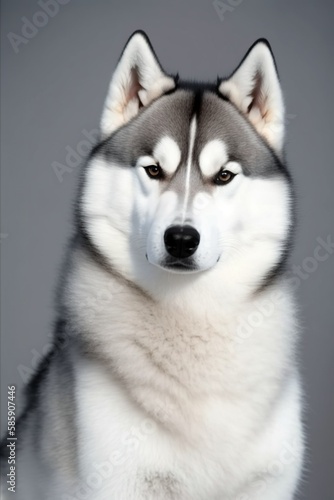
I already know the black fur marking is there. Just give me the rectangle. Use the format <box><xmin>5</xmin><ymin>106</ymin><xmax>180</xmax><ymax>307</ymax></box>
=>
<box><xmin>191</xmin><ymin>87</ymin><xmax>204</xmax><ymax>119</ymax></box>
<box><xmin>256</xmin><ymin>174</ymin><xmax>297</xmax><ymax>293</ymax></box>
<box><xmin>141</xmin><ymin>471</ymin><xmax>181</xmax><ymax>497</ymax></box>
<box><xmin>177</xmin><ymin>79</ymin><xmax>217</xmax><ymax>94</ymax></box>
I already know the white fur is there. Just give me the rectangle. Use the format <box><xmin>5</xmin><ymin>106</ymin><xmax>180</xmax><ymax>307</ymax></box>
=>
<box><xmin>82</xmin><ymin>151</ymin><xmax>291</xmax><ymax>280</ymax></box>
<box><xmin>73</xmin><ymin>142</ymin><xmax>304</xmax><ymax>499</ymax></box>
<box><xmin>181</xmin><ymin>117</ymin><xmax>197</xmax><ymax>224</ymax></box>
<box><xmin>61</xmin><ymin>243</ymin><xmax>304</xmax><ymax>500</ymax></box>
<box><xmin>152</xmin><ymin>136</ymin><xmax>181</xmax><ymax>175</ymax></box>
<box><xmin>199</xmin><ymin>139</ymin><xmax>228</xmax><ymax>177</ymax></box>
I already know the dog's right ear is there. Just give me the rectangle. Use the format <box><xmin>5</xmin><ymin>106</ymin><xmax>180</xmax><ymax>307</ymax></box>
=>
<box><xmin>100</xmin><ymin>31</ymin><xmax>175</xmax><ymax>138</ymax></box>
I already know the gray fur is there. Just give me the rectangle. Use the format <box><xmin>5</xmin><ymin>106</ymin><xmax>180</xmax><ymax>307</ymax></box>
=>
<box><xmin>101</xmin><ymin>88</ymin><xmax>287</xmax><ymax>179</ymax></box>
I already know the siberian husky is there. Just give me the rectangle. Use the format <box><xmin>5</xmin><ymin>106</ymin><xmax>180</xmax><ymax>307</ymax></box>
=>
<box><xmin>1</xmin><ymin>31</ymin><xmax>304</xmax><ymax>499</ymax></box>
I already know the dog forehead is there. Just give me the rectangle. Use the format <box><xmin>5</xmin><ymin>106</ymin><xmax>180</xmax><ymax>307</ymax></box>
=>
<box><xmin>105</xmin><ymin>90</ymin><xmax>193</xmax><ymax>165</ymax></box>
<box><xmin>105</xmin><ymin>89</ymin><xmax>229</xmax><ymax>168</ymax></box>
<box><xmin>104</xmin><ymin>88</ymin><xmax>283</xmax><ymax>179</ymax></box>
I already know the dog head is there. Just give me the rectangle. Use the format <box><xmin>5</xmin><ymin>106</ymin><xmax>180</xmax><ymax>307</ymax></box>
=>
<box><xmin>79</xmin><ymin>31</ymin><xmax>293</xmax><ymax>295</ymax></box>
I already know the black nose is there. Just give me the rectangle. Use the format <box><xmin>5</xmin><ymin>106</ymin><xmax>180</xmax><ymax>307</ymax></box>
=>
<box><xmin>164</xmin><ymin>225</ymin><xmax>200</xmax><ymax>259</ymax></box>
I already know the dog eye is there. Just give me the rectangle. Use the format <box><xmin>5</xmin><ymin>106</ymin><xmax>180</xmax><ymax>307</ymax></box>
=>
<box><xmin>144</xmin><ymin>165</ymin><xmax>164</xmax><ymax>180</ymax></box>
<box><xmin>214</xmin><ymin>169</ymin><xmax>235</xmax><ymax>186</ymax></box>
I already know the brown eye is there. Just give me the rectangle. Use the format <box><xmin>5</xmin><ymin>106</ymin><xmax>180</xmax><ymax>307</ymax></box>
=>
<box><xmin>144</xmin><ymin>165</ymin><xmax>164</xmax><ymax>180</ymax></box>
<box><xmin>214</xmin><ymin>169</ymin><xmax>235</xmax><ymax>186</ymax></box>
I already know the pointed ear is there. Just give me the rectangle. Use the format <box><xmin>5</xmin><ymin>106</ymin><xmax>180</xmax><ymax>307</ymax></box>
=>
<box><xmin>219</xmin><ymin>40</ymin><xmax>285</xmax><ymax>153</ymax></box>
<box><xmin>100</xmin><ymin>31</ymin><xmax>175</xmax><ymax>138</ymax></box>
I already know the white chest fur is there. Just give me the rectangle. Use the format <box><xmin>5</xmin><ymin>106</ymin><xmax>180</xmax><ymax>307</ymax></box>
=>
<box><xmin>63</xmin><ymin>248</ymin><xmax>303</xmax><ymax>499</ymax></box>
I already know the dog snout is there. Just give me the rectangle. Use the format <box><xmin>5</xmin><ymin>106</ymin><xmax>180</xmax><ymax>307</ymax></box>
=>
<box><xmin>164</xmin><ymin>225</ymin><xmax>200</xmax><ymax>259</ymax></box>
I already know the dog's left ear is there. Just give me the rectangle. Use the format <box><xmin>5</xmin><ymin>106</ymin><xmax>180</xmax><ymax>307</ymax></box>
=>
<box><xmin>100</xmin><ymin>31</ymin><xmax>175</xmax><ymax>138</ymax></box>
<box><xmin>219</xmin><ymin>40</ymin><xmax>285</xmax><ymax>153</ymax></box>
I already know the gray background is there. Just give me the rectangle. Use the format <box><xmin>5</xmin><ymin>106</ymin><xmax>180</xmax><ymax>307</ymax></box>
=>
<box><xmin>1</xmin><ymin>0</ymin><xmax>333</xmax><ymax>498</ymax></box>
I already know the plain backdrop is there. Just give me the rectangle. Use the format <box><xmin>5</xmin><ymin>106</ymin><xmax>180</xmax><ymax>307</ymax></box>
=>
<box><xmin>1</xmin><ymin>1</ymin><xmax>333</xmax><ymax>498</ymax></box>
